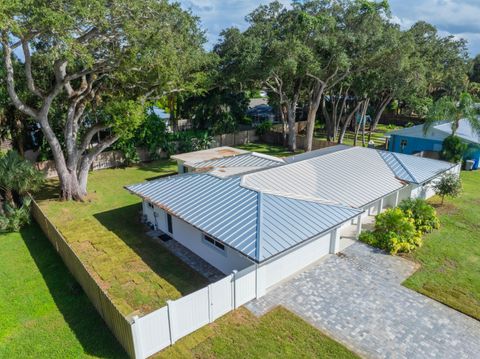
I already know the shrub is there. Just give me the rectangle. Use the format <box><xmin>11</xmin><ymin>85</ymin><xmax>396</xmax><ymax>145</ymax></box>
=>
<box><xmin>441</xmin><ymin>135</ymin><xmax>467</xmax><ymax>163</ymax></box>
<box><xmin>255</xmin><ymin>121</ymin><xmax>273</xmax><ymax>136</ymax></box>
<box><xmin>0</xmin><ymin>198</ymin><xmax>32</xmax><ymax>233</ymax></box>
<box><xmin>359</xmin><ymin>208</ymin><xmax>422</xmax><ymax>255</ymax></box>
<box><xmin>433</xmin><ymin>172</ymin><xmax>462</xmax><ymax>204</ymax></box>
<box><xmin>0</xmin><ymin>151</ymin><xmax>43</xmax><ymax>232</ymax></box>
<box><xmin>398</xmin><ymin>198</ymin><xmax>440</xmax><ymax>233</ymax></box>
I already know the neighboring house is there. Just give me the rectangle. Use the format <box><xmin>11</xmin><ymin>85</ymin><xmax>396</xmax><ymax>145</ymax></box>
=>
<box><xmin>126</xmin><ymin>145</ymin><xmax>457</xmax><ymax>294</ymax></box>
<box><xmin>387</xmin><ymin>120</ymin><xmax>480</xmax><ymax>164</ymax></box>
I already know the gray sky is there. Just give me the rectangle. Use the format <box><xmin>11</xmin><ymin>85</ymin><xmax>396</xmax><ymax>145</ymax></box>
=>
<box><xmin>179</xmin><ymin>0</ymin><xmax>480</xmax><ymax>57</ymax></box>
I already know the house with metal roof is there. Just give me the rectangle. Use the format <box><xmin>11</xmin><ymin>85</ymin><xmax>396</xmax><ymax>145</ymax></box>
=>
<box><xmin>387</xmin><ymin>120</ymin><xmax>480</xmax><ymax>168</ymax></box>
<box><xmin>126</xmin><ymin>145</ymin><xmax>458</xmax><ymax>294</ymax></box>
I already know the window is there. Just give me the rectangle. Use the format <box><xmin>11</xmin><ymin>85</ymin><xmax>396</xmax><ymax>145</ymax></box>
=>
<box><xmin>203</xmin><ymin>234</ymin><xmax>225</xmax><ymax>251</ymax></box>
<box><xmin>147</xmin><ymin>202</ymin><xmax>154</xmax><ymax>209</ymax></box>
<box><xmin>167</xmin><ymin>213</ymin><xmax>173</xmax><ymax>234</ymax></box>
<box><xmin>400</xmin><ymin>139</ymin><xmax>408</xmax><ymax>151</ymax></box>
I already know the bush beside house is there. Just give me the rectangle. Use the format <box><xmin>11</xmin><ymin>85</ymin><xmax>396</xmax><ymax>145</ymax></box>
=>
<box><xmin>359</xmin><ymin>199</ymin><xmax>440</xmax><ymax>255</ymax></box>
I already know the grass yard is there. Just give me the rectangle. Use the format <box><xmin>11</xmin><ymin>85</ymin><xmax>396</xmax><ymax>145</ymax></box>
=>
<box><xmin>157</xmin><ymin>307</ymin><xmax>359</xmax><ymax>359</ymax></box>
<box><xmin>0</xmin><ymin>224</ymin><xmax>127</xmax><ymax>358</ymax></box>
<box><xmin>236</xmin><ymin>142</ymin><xmax>303</xmax><ymax>157</ymax></box>
<box><xmin>314</xmin><ymin>123</ymin><xmax>401</xmax><ymax>147</ymax></box>
<box><xmin>404</xmin><ymin>171</ymin><xmax>480</xmax><ymax>320</ymax></box>
<box><xmin>37</xmin><ymin>160</ymin><xmax>209</xmax><ymax>317</ymax></box>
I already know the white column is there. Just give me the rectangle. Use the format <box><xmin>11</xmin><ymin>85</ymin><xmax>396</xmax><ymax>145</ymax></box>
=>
<box><xmin>355</xmin><ymin>213</ymin><xmax>364</xmax><ymax>238</ymax></box>
<box><xmin>394</xmin><ymin>191</ymin><xmax>400</xmax><ymax>207</ymax></box>
<box><xmin>377</xmin><ymin>198</ymin><xmax>384</xmax><ymax>214</ymax></box>
<box><xmin>329</xmin><ymin>228</ymin><xmax>340</xmax><ymax>254</ymax></box>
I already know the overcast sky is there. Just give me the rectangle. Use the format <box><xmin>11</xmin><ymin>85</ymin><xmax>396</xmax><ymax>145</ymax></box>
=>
<box><xmin>179</xmin><ymin>0</ymin><xmax>480</xmax><ymax>57</ymax></box>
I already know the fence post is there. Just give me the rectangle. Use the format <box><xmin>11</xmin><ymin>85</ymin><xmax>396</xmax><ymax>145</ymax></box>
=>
<box><xmin>167</xmin><ymin>300</ymin><xmax>176</xmax><ymax>344</ymax></box>
<box><xmin>255</xmin><ymin>264</ymin><xmax>266</xmax><ymax>299</ymax></box>
<box><xmin>131</xmin><ymin>315</ymin><xmax>144</xmax><ymax>359</ymax></box>
<box><xmin>232</xmin><ymin>270</ymin><xmax>238</xmax><ymax>309</ymax></box>
<box><xmin>208</xmin><ymin>284</ymin><xmax>214</xmax><ymax>323</ymax></box>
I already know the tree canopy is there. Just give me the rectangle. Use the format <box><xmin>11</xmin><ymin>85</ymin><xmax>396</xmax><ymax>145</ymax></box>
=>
<box><xmin>0</xmin><ymin>0</ymin><xmax>206</xmax><ymax>200</ymax></box>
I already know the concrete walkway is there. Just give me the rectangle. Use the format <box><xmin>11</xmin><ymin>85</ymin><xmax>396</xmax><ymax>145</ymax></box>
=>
<box><xmin>246</xmin><ymin>242</ymin><xmax>480</xmax><ymax>359</ymax></box>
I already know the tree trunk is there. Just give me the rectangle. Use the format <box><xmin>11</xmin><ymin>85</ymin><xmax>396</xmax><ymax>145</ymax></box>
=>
<box><xmin>57</xmin><ymin>167</ymin><xmax>84</xmax><ymax>201</ymax></box>
<box><xmin>354</xmin><ymin>99</ymin><xmax>369</xmax><ymax>147</ymax></box>
<box><xmin>280</xmin><ymin>104</ymin><xmax>288</xmax><ymax>146</ymax></box>
<box><xmin>287</xmin><ymin>102</ymin><xmax>297</xmax><ymax>152</ymax></box>
<box><xmin>338</xmin><ymin>101</ymin><xmax>362</xmax><ymax>144</ymax></box>
<box><xmin>78</xmin><ymin>159</ymin><xmax>92</xmax><ymax>197</ymax></box>
<box><xmin>305</xmin><ymin>81</ymin><xmax>326</xmax><ymax>152</ymax></box>
<box><xmin>368</xmin><ymin>95</ymin><xmax>392</xmax><ymax>142</ymax></box>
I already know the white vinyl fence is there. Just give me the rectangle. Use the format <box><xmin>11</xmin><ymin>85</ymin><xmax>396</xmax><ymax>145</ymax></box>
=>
<box><xmin>131</xmin><ymin>266</ymin><xmax>258</xmax><ymax>358</ymax></box>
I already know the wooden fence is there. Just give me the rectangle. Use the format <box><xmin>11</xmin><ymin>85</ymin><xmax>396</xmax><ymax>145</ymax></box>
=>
<box><xmin>213</xmin><ymin>129</ymin><xmax>258</xmax><ymax>147</ymax></box>
<box><xmin>262</xmin><ymin>131</ymin><xmax>337</xmax><ymax>151</ymax></box>
<box><xmin>30</xmin><ymin>199</ymin><xmax>136</xmax><ymax>358</ymax></box>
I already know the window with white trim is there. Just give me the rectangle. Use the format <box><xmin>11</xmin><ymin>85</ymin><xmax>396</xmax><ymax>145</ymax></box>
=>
<box><xmin>203</xmin><ymin>234</ymin><xmax>225</xmax><ymax>251</ymax></box>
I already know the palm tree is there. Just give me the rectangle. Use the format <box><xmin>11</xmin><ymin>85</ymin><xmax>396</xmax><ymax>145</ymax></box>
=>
<box><xmin>424</xmin><ymin>92</ymin><xmax>480</xmax><ymax>136</ymax></box>
<box><xmin>0</xmin><ymin>150</ymin><xmax>44</xmax><ymax>209</ymax></box>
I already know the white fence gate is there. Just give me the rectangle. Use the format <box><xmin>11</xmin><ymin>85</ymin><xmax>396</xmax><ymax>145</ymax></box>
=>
<box><xmin>131</xmin><ymin>267</ymin><xmax>257</xmax><ymax>358</ymax></box>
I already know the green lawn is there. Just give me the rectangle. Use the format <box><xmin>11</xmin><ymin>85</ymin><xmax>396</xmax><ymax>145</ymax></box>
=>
<box><xmin>314</xmin><ymin>123</ymin><xmax>401</xmax><ymax>147</ymax></box>
<box><xmin>37</xmin><ymin>160</ymin><xmax>209</xmax><ymax>317</ymax></box>
<box><xmin>0</xmin><ymin>224</ymin><xmax>127</xmax><ymax>358</ymax></box>
<box><xmin>236</xmin><ymin>142</ymin><xmax>303</xmax><ymax>157</ymax></box>
<box><xmin>404</xmin><ymin>171</ymin><xmax>480</xmax><ymax>320</ymax></box>
<box><xmin>157</xmin><ymin>307</ymin><xmax>359</xmax><ymax>359</ymax></box>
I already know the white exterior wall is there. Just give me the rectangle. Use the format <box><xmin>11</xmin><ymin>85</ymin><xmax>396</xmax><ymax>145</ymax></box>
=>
<box><xmin>383</xmin><ymin>192</ymin><xmax>399</xmax><ymax>209</ymax></box>
<box><xmin>142</xmin><ymin>201</ymin><xmax>156</xmax><ymax>227</ymax></box>
<box><xmin>259</xmin><ymin>232</ymin><xmax>331</xmax><ymax>291</ymax></box>
<box><xmin>147</xmin><ymin>205</ymin><xmax>252</xmax><ymax>274</ymax></box>
<box><xmin>398</xmin><ymin>185</ymin><xmax>413</xmax><ymax>203</ymax></box>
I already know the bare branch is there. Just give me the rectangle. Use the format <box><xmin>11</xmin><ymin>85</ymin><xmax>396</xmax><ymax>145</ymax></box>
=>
<box><xmin>0</xmin><ymin>35</ymin><xmax>38</xmax><ymax>118</ymax></box>
<box><xmin>78</xmin><ymin>124</ymin><xmax>109</xmax><ymax>155</ymax></box>
<box><xmin>21</xmin><ymin>39</ymin><xmax>45</xmax><ymax>98</ymax></box>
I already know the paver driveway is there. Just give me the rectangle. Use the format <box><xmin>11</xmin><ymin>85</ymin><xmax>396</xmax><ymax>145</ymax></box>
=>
<box><xmin>246</xmin><ymin>242</ymin><xmax>480</xmax><ymax>359</ymax></box>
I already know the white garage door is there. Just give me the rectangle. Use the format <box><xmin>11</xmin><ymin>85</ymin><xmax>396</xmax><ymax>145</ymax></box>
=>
<box><xmin>262</xmin><ymin>232</ymin><xmax>331</xmax><ymax>291</ymax></box>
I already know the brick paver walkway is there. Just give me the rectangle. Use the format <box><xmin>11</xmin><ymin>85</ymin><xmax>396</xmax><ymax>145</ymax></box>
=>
<box><xmin>246</xmin><ymin>242</ymin><xmax>480</xmax><ymax>359</ymax></box>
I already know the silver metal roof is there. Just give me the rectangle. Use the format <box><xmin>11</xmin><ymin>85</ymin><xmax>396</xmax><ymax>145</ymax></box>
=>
<box><xmin>284</xmin><ymin>145</ymin><xmax>351</xmax><ymax>164</ymax></box>
<box><xmin>126</xmin><ymin>173</ymin><xmax>360</xmax><ymax>262</ymax></box>
<box><xmin>241</xmin><ymin>146</ymin><xmax>405</xmax><ymax>208</ymax></box>
<box><xmin>188</xmin><ymin>152</ymin><xmax>283</xmax><ymax>169</ymax></box>
<box><xmin>259</xmin><ymin>193</ymin><xmax>360</xmax><ymax>260</ymax></box>
<box><xmin>390</xmin><ymin>152</ymin><xmax>456</xmax><ymax>184</ymax></box>
<box><xmin>378</xmin><ymin>151</ymin><xmax>416</xmax><ymax>183</ymax></box>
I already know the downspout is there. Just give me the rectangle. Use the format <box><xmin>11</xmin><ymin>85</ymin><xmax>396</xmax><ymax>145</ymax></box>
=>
<box><xmin>255</xmin><ymin>191</ymin><xmax>265</xmax><ymax>298</ymax></box>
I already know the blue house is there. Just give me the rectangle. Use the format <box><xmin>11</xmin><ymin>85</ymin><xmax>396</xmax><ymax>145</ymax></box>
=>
<box><xmin>387</xmin><ymin>119</ymin><xmax>480</xmax><ymax>167</ymax></box>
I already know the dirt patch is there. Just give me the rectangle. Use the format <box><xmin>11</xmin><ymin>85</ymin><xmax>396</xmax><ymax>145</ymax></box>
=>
<box><xmin>433</xmin><ymin>202</ymin><xmax>458</xmax><ymax>216</ymax></box>
<box><xmin>227</xmin><ymin>307</ymin><xmax>255</xmax><ymax>326</ymax></box>
<box><xmin>437</xmin><ymin>258</ymin><xmax>458</xmax><ymax>273</ymax></box>
<box><xmin>217</xmin><ymin>148</ymin><xmax>241</xmax><ymax>157</ymax></box>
